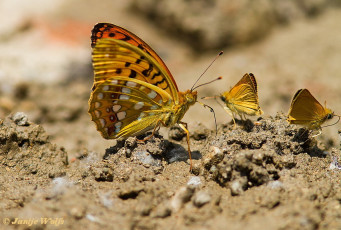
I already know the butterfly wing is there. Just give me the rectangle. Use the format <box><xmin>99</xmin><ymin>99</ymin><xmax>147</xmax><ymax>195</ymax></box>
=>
<box><xmin>92</xmin><ymin>38</ymin><xmax>179</xmax><ymax>101</ymax></box>
<box><xmin>222</xmin><ymin>73</ymin><xmax>263</xmax><ymax>115</ymax></box>
<box><xmin>287</xmin><ymin>89</ymin><xmax>329</xmax><ymax>128</ymax></box>
<box><xmin>89</xmin><ymin>28</ymin><xmax>179</xmax><ymax>139</ymax></box>
<box><xmin>89</xmin><ymin>75</ymin><xmax>173</xmax><ymax>138</ymax></box>
<box><xmin>91</xmin><ymin>23</ymin><xmax>178</xmax><ymax>92</ymax></box>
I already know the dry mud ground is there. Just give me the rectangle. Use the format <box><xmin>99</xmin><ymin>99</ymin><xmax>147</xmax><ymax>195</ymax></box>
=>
<box><xmin>1</xmin><ymin>1</ymin><xmax>341</xmax><ymax>230</ymax></box>
<box><xmin>0</xmin><ymin>112</ymin><xmax>341</xmax><ymax>230</ymax></box>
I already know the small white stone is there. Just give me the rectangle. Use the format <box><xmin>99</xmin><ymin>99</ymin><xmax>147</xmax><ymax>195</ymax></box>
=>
<box><xmin>187</xmin><ymin>176</ymin><xmax>201</xmax><ymax>187</ymax></box>
<box><xmin>12</xmin><ymin>112</ymin><xmax>29</xmax><ymax>126</ymax></box>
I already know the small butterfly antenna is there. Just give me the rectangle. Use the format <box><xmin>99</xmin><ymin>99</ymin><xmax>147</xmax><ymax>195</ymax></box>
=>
<box><xmin>197</xmin><ymin>101</ymin><xmax>218</xmax><ymax>135</ymax></box>
<box><xmin>191</xmin><ymin>51</ymin><xmax>223</xmax><ymax>91</ymax></box>
<box><xmin>192</xmin><ymin>77</ymin><xmax>222</xmax><ymax>91</ymax></box>
<box><xmin>322</xmin><ymin>115</ymin><xmax>341</xmax><ymax>128</ymax></box>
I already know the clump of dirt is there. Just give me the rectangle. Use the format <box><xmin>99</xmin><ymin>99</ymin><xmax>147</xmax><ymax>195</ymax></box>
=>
<box><xmin>192</xmin><ymin>113</ymin><xmax>318</xmax><ymax>194</ymax></box>
<box><xmin>0</xmin><ymin>113</ymin><xmax>68</xmax><ymax>178</ymax></box>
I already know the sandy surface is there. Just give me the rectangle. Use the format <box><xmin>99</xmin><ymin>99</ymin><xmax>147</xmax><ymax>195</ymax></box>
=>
<box><xmin>0</xmin><ymin>1</ymin><xmax>341</xmax><ymax>229</ymax></box>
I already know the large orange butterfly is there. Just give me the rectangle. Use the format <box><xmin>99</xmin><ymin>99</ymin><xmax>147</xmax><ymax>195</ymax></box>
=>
<box><xmin>88</xmin><ymin>23</ymin><xmax>214</xmax><ymax>171</ymax></box>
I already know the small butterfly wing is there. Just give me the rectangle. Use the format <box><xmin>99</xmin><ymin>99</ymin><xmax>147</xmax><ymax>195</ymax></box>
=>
<box><xmin>89</xmin><ymin>76</ymin><xmax>173</xmax><ymax>138</ymax></box>
<box><xmin>91</xmin><ymin>23</ymin><xmax>178</xmax><ymax>91</ymax></box>
<box><xmin>222</xmin><ymin>73</ymin><xmax>263</xmax><ymax>115</ymax></box>
<box><xmin>287</xmin><ymin>89</ymin><xmax>328</xmax><ymax>128</ymax></box>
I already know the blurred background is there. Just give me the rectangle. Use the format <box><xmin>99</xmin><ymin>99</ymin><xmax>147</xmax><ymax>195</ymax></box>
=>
<box><xmin>1</xmin><ymin>0</ymin><xmax>341</xmax><ymax>157</ymax></box>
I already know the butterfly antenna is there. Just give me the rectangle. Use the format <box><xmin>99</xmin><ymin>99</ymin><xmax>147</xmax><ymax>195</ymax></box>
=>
<box><xmin>192</xmin><ymin>77</ymin><xmax>222</xmax><ymax>91</ymax></box>
<box><xmin>197</xmin><ymin>101</ymin><xmax>218</xmax><ymax>135</ymax></box>
<box><xmin>191</xmin><ymin>51</ymin><xmax>223</xmax><ymax>91</ymax></box>
<box><xmin>322</xmin><ymin>115</ymin><xmax>341</xmax><ymax>128</ymax></box>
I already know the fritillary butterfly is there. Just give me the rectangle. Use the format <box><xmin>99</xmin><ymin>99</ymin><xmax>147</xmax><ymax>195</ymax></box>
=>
<box><xmin>89</xmin><ymin>23</ymin><xmax>202</xmax><ymax>171</ymax></box>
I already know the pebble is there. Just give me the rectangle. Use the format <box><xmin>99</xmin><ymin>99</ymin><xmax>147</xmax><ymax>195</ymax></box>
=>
<box><xmin>267</xmin><ymin>180</ymin><xmax>284</xmax><ymax>189</ymax></box>
<box><xmin>11</xmin><ymin>112</ymin><xmax>29</xmax><ymax>126</ymax></box>
<box><xmin>70</xmin><ymin>206</ymin><xmax>86</xmax><ymax>219</ymax></box>
<box><xmin>170</xmin><ymin>186</ymin><xmax>195</xmax><ymax>212</ymax></box>
<box><xmin>230</xmin><ymin>177</ymin><xmax>247</xmax><ymax>196</ymax></box>
<box><xmin>135</xmin><ymin>151</ymin><xmax>161</xmax><ymax>166</ymax></box>
<box><xmin>202</xmin><ymin>146</ymin><xmax>223</xmax><ymax>168</ymax></box>
<box><xmin>329</xmin><ymin>156</ymin><xmax>341</xmax><ymax>170</ymax></box>
<box><xmin>193</xmin><ymin>190</ymin><xmax>211</xmax><ymax>207</ymax></box>
<box><xmin>187</xmin><ymin>176</ymin><xmax>201</xmax><ymax>187</ymax></box>
<box><xmin>125</xmin><ymin>137</ymin><xmax>137</xmax><ymax>149</ymax></box>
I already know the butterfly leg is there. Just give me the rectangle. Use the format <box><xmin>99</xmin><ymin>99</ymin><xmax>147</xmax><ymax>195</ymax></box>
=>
<box><xmin>311</xmin><ymin>128</ymin><xmax>322</xmax><ymax>138</ymax></box>
<box><xmin>137</xmin><ymin>119</ymin><xmax>164</xmax><ymax>142</ymax></box>
<box><xmin>178</xmin><ymin>122</ymin><xmax>193</xmax><ymax>172</ymax></box>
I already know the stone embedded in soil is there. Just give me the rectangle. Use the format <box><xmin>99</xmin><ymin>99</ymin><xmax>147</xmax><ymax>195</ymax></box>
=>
<box><xmin>170</xmin><ymin>186</ymin><xmax>195</xmax><ymax>212</ymax></box>
<box><xmin>11</xmin><ymin>112</ymin><xmax>29</xmax><ymax>126</ymax></box>
<box><xmin>135</xmin><ymin>150</ymin><xmax>161</xmax><ymax>167</ymax></box>
<box><xmin>230</xmin><ymin>177</ymin><xmax>248</xmax><ymax>196</ymax></box>
<box><xmin>187</xmin><ymin>176</ymin><xmax>201</xmax><ymax>187</ymax></box>
<box><xmin>70</xmin><ymin>206</ymin><xmax>86</xmax><ymax>220</ymax></box>
<box><xmin>267</xmin><ymin>180</ymin><xmax>284</xmax><ymax>189</ymax></box>
<box><xmin>125</xmin><ymin>137</ymin><xmax>137</xmax><ymax>149</ymax></box>
<box><xmin>202</xmin><ymin>146</ymin><xmax>224</xmax><ymax>169</ymax></box>
<box><xmin>193</xmin><ymin>190</ymin><xmax>211</xmax><ymax>207</ymax></box>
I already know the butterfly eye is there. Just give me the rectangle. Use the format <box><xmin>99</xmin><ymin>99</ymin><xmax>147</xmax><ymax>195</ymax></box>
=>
<box><xmin>220</xmin><ymin>96</ymin><xmax>226</xmax><ymax>102</ymax></box>
<box><xmin>327</xmin><ymin>114</ymin><xmax>333</xmax><ymax>120</ymax></box>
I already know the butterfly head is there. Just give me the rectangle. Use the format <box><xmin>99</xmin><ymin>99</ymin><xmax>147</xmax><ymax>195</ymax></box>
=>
<box><xmin>220</xmin><ymin>95</ymin><xmax>226</xmax><ymax>102</ymax></box>
<box><xmin>326</xmin><ymin>109</ymin><xmax>334</xmax><ymax>120</ymax></box>
<box><xmin>181</xmin><ymin>90</ymin><xmax>198</xmax><ymax>106</ymax></box>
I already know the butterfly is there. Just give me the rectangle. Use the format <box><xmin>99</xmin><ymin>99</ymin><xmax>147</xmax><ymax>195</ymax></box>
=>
<box><xmin>88</xmin><ymin>23</ymin><xmax>215</xmax><ymax>171</ymax></box>
<box><xmin>287</xmin><ymin>89</ymin><xmax>335</xmax><ymax>130</ymax></box>
<box><xmin>218</xmin><ymin>73</ymin><xmax>263</xmax><ymax>128</ymax></box>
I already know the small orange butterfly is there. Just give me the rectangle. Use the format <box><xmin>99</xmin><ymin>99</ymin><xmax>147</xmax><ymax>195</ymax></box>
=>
<box><xmin>88</xmin><ymin>23</ymin><xmax>218</xmax><ymax>171</ymax></box>
<box><xmin>204</xmin><ymin>73</ymin><xmax>263</xmax><ymax>128</ymax></box>
<box><xmin>287</xmin><ymin>89</ymin><xmax>337</xmax><ymax>130</ymax></box>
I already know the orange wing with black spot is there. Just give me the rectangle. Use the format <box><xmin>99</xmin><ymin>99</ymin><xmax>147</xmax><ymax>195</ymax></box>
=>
<box><xmin>89</xmin><ymin>23</ymin><xmax>181</xmax><ymax>139</ymax></box>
